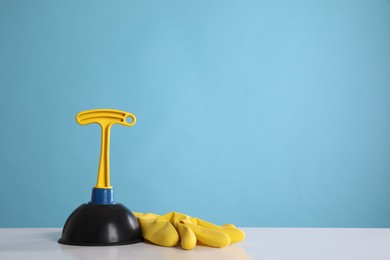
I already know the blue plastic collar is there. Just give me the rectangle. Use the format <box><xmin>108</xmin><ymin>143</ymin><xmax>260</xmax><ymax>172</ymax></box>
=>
<box><xmin>90</xmin><ymin>188</ymin><xmax>115</xmax><ymax>204</ymax></box>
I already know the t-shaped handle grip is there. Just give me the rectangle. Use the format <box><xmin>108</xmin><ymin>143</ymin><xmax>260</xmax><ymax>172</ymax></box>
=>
<box><xmin>76</xmin><ymin>109</ymin><xmax>136</xmax><ymax>189</ymax></box>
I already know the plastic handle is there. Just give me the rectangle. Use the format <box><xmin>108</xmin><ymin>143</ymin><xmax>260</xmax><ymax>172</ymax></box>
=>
<box><xmin>76</xmin><ymin>109</ymin><xmax>136</xmax><ymax>189</ymax></box>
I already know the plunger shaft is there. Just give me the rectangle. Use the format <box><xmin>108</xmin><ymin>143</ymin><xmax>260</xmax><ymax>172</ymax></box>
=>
<box><xmin>76</xmin><ymin>109</ymin><xmax>136</xmax><ymax>189</ymax></box>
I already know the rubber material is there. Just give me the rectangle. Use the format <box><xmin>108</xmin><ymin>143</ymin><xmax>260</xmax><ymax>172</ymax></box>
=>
<box><xmin>90</xmin><ymin>187</ymin><xmax>114</xmax><ymax>204</ymax></box>
<box><xmin>58</xmin><ymin>203</ymin><xmax>143</xmax><ymax>246</ymax></box>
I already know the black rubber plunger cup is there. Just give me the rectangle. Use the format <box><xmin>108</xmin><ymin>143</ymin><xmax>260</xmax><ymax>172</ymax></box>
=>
<box><xmin>58</xmin><ymin>109</ymin><xmax>142</xmax><ymax>246</ymax></box>
<box><xmin>58</xmin><ymin>189</ymin><xmax>142</xmax><ymax>246</ymax></box>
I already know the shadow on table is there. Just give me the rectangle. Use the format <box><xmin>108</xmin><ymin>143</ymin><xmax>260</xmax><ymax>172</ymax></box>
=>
<box><xmin>41</xmin><ymin>229</ymin><xmax>63</xmax><ymax>241</ymax></box>
<box><xmin>59</xmin><ymin>242</ymin><xmax>252</xmax><ymax>260</ymax></box>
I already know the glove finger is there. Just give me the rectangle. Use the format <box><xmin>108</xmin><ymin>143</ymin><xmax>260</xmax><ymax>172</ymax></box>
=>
<box><xmin>177</xmin><ymin>222</ymin><xmax>197</xmax><ymax>250</ymax></box>
<box><xmin>193</xmin><ymin>218</ymin><xmax>245</xmax><ymax>243</ymax></box>
<box><xmin>156</xmin><ymin>212</ymin><xmax>174</xmax><ymax>222</ymax></box>
<box><xmin>136</xmin><ymin>213</ymin><xmax>179</xmax><ymax>247</ymax></box>
<box><xmin>222</xmin><ymin>224</ymin><xmax>236</xmax><ymax>228</ymax></box>
<box><xmin>171</xmin><ymin>212</ymin><xmax>192</xmax><ymax>227</ymax></box>
<box><xmin>181</xmin><ymin>220</ymin><xmax>230</xmax><ymax>248</ymax></box>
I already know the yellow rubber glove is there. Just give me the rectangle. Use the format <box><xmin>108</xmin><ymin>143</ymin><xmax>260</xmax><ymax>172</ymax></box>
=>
<box><xmin>134</xmin><ymin>212</ymin><xmax>245</xmax><ymax>250</ymax></box>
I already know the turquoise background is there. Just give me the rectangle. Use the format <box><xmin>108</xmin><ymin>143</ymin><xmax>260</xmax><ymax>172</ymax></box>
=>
<box><xmin>1</xmin><ymin>0</ymin><xmax>389</xmax><ymax>228</ymax></box>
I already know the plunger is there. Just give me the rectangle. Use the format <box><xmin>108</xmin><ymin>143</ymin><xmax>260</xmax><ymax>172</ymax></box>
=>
<box><xmin>58</xmin><ymin>109</ymin><xmax>143</xmax><ymax>246</ymax></box>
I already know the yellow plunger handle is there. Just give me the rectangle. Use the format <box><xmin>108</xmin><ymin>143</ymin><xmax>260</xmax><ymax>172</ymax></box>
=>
<box><xmin>76</xmin><ymin>109</ymin><xmax>136</xmax><ymax>189</ymax></box>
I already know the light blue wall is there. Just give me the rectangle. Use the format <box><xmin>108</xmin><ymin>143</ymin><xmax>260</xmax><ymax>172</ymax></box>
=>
<box><xmin>0</xmin><ymin>0</ymin><xmax>389</xmax><ymax>228</ymax></box>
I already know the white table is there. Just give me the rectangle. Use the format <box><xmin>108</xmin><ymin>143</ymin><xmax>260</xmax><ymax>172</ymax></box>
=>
<box><xmin>1</xmin><ymin>228</ymin><xmax>390</xmax><ymax>259</ymax></box>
